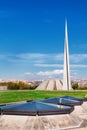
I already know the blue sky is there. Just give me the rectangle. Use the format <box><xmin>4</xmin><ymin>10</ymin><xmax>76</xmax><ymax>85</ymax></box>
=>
<box><xmin>0</xmin><ymin>0</ymin><xmax>87</xmax><ymax>80</ymax></box>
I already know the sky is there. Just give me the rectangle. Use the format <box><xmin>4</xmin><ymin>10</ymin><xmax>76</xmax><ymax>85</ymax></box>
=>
<box><xmin>0</xmin><ymin>0</ymin><xmax>87</xmax><ymax>80</ymax></box>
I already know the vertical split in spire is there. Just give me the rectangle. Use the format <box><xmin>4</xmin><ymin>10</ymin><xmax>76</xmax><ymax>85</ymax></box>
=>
<box><xmin>63</xmin><ymin>19</ymin><xmax>71</xmax><ymax>90</ymax></box>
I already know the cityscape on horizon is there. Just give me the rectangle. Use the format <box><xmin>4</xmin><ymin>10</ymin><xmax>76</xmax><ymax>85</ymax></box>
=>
<box><xmin>0</xmin><ymin>0</ymin><xmax>87</xmax><ymax>80</ymax></box>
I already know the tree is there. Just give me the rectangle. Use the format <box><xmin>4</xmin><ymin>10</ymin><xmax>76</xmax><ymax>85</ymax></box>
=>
<box><xmin>72</xmin><ymin>83</ymin><xmax>79</xmax><ymax>90</ymax></box>
<box><xmin>7</xmin><ymin>82</ymin><xmax>20</xmax><ymax>90</ymax></box>
<box><xmin>7</xmin><ymin>81</ymin><xmax>38</xmax><ymax>90</ymax></box>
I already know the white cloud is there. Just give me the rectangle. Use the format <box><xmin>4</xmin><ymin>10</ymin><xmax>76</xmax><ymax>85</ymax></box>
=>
<box><xmin>18</xmin><ymin>53</ymin><xmax>47</xmax><ymax>60</ymax></box>
<box><xmin>24</xmin><ymin>72</ymin><xmax>33</xmax><ymax>75</ymax></box>
<box><xmin>34</xmin><ymin>60</ymin><xmax>45</xmax><ymax>64</ymax></box>
<box><xmin>35</xmin><ymin>63</ymin><xmax>63</xmax><ymax>68</ymax></box>
<box><xmin>37</xmin><ymin>69</ymin><xmax>63</xmax><ymax>76</ymax></box>
<box><xmin>71</xmin><ymin>64</ymin><xmax>87</xmax><ymax>68</ymax></box>
<box><xmin>35</xmin><ymin>63</ymin><xmax>87</xmax><ymax>68</ymax></box>
<box><xmin>1</xmin><ymin>52</ymin><xmax>87</xmax><ymax>63</ymax></box>
<box><xmin>0</xmin><ymin>54</ymin><xmax>8</xmax><ymax>59</ymax></box>
<box><xmin>1</xmin><ymin>53</ymin><xmax>87</xmax><ymax>68</ymax></box>
<box><xmin>54</xmin><ymin>54</ymin><xmax>63</xmax><ymax>61</ymax></box>
<box><xmin>17</xmin><ymin>53</ymin><xmax>64</xmax><ymax>62</ymax></box>
<box><xmin>1</xmin><ymin>52</ymin><xmax>87</xmax><ymax>79</ymax></box>
<box><xmin>70</xmin><ymin>54</ymin><xmax>87</xmax><ymax>63</ymax></box>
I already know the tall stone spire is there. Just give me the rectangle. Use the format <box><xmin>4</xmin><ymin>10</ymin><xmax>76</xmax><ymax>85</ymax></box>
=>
<box><xmin>63</xmin><ymin>20</ymin><xmax>71</xmax><ymax>90</ymax></box>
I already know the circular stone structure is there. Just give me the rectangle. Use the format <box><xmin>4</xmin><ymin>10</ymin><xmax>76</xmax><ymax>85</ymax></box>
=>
<box><xmin>0</xmin><ymin>101</ymin><xmax>74</xmax><ymax>116</ymax></box>
<box><xmin>60</xmin><ymin>96</ymin><xmax>87</xmax><ymax>122</ymax></box>
<box><xmin>0</xmin><ymin>98</ymin><xmax>84</xmax><ymax>130</ymax></box>
<box><xmin>38</xmin><ymin>97</ymin><xmax>83</xmax><ymax>106</ymax></box>
<box><xmin>0</xmin><ymin>114</ymin><xmax>83</xmax><ymax>130</ymax></box>
<box><xmin>60</xmin><ymin>96</ymin><xmax>87</xmax><ymax>115</ymax></box>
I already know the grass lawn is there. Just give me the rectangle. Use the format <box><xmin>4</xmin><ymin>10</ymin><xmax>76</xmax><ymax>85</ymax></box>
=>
<box><xmin>0</xmin><ymin>90</ymin><xmax>87</xmax><ymax>104</ymax></box>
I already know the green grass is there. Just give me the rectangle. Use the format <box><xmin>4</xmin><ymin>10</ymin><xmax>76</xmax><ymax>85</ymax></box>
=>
<box><xmin>0</xmin><ymin>90</ymin><xmax>87</xmax><ymax>104</ymax></box>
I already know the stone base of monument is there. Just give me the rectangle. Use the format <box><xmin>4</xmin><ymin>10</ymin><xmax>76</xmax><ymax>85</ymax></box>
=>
<box><xmin>71</xmin><ymin>105</ymin><xmax>87</xmax><ymax>117</ymax></box>
<box><xmin>0</xmin><ymin>114</ymin><xmax>83</xmax><ymax>130</ymax></box>
<box><xmin>81</xmin><ymin>102</ymin><xmax>87</xmax><ymax>111</ymax></box>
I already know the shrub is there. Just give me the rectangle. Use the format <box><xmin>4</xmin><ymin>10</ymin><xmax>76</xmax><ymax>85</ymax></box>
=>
<box><xmin>7</xmin><ymin>81</ymin><xmax>38</xmax><ymax>90</ymax></box>
<box><xmin>72</xmin><ymin>83</ymin><xmax>79</xmax><ymax>90</ymax></box>
<box><xmin>78</xmin><ymin>86</ymin><xmax>87</xmax><ymax>90</ymax></box>
<box><xmin>0</xmin><ymin>82</ymin><xmax>8</xmax><ymax>86</ymax></box>
<box><xmin>7</xmin><ymin>82</ymin><xmax>20</xmax><ymax>90</ymax></box>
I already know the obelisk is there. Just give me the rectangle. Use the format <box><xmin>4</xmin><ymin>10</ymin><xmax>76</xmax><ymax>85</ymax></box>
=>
<box><xmin>63</xmin><ymin>20</ymin><xmax>71</xmax><ymax>90</ymax></box>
